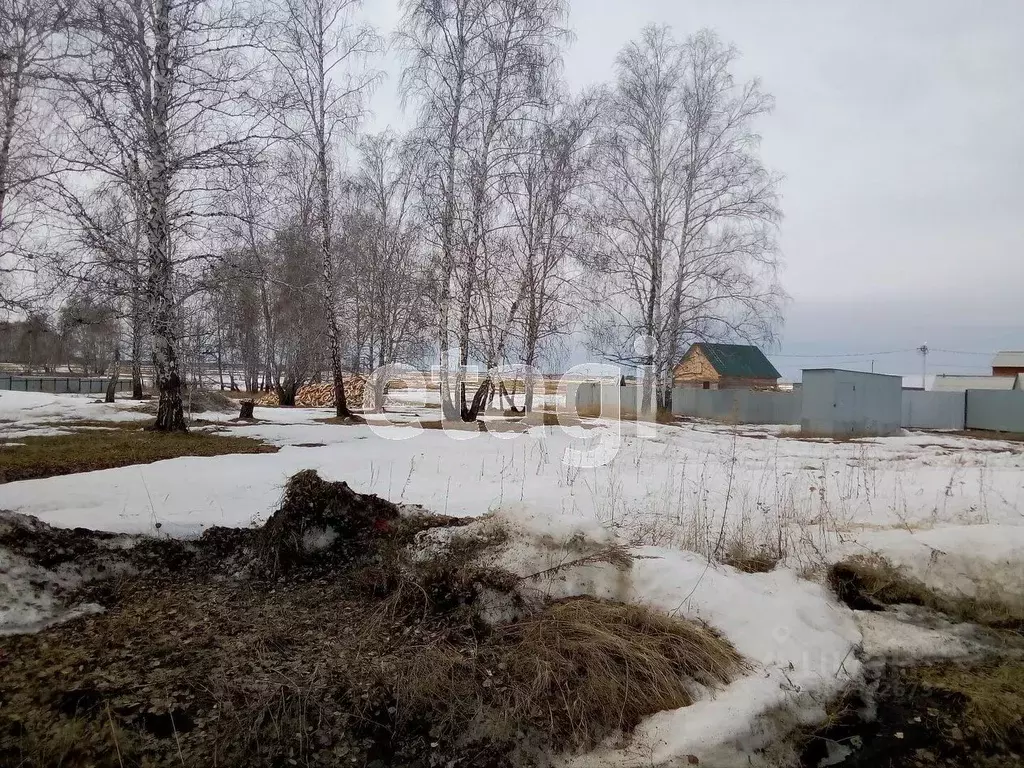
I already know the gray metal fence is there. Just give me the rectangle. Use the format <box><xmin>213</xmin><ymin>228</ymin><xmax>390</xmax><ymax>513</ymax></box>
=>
<box><xmin>901</xmin><ymin>390</ymin><xmax>966</xmax><ymax>430</ymax></box>
<box><xmin>571</xmin><ymin>383</ymin><xmax>641</xmax><ymax>414</ymax></box>
<box><xmin>671</xmin><ymin>387</ymin><xmax>802</xmax><ymax>425</ymax></box>
<box><xmin>574</xmin><ymin>379</ymin><xmax>1024</xmax><ymax>435</ymax></box>
<box><xmin>800</xmin><ymin>369</ymin><xmax>903</xmax><ymax>436</ymax></box>
<box><xmin>0</xmin><ymin>375</ymin><xmax>132</xmax><ymax>394</ymax></box>
<box><xmin>965</xmin><ymin>390</ymin><xmax>1024</xmax><ymax>433</ymax></box>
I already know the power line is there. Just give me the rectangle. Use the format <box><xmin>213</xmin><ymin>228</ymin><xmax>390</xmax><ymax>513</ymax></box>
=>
<box><xmin>773</xmin><ymin>348</ymin><xmax>1002</xmax><ymax>359</ymax></box>
<box><xmin>930</xmin><ymin>349</ymin><xmax>1000</xmax><ymax>356</ymax></box>
<box><xmin>770</xmin><ymin>350</ymin><xmax>913</xmax><ymax>360</ymax></box>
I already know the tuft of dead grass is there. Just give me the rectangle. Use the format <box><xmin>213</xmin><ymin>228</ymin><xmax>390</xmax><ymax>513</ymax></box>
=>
<box><xmin>829</xmin><ymin>555</ymin><xmax>1024</xmax><ymax>631</ymax></box>
<box><xmin>379</xmin><ymin>597</ymin><xmax>746</xmax><ymax>754</ymax></box>
<box><xmin>722</xmin><ymin>539</ymin><xmax>782</xmax><ymax>573</ymax></box>
<box><xmin>908</xmin><ymin>661</ymin><xmax>1024</xmax><ymax>743</ymax></box>
<box><xmin>0</xmin><ymin>430</ymin><xmax>277</xmax><ymax>483</ymax></box>
<box><xmin>487</xmin><ymin>598</ymin><xmax>745</xmax><ymax>747</ymax></box>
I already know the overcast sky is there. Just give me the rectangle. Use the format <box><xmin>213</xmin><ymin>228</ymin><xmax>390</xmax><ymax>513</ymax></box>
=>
<box><xmin>361</xmin><ymin>0</ymin><xmax>1023</xmax><ymax>378</ymax></box>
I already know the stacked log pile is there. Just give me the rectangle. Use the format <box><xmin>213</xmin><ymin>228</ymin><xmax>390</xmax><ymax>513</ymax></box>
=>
<box><xmin>255</xmin><ymin>377</ymin><xmax>366</xmax><ymax>408</ymax></box>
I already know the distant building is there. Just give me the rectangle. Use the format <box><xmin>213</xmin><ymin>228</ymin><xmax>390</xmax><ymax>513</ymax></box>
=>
<box><xmin>673</xmin><ymin>343</ymin><xmax>780</xmax><ymax>390</ymax></box>
<box><xmin>992</xmin><ymin>351</ymin><xmax>1024</xmax><ymax>378</ymax></box>
<box><xmin>932</xmin><ymin>374</ymin><xmax>1016</xmax><ymax>392</ymax></box>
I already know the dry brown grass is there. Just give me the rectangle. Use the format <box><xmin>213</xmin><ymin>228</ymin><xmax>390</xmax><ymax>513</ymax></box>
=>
<box><xmin>489</xmin><ymin>599</ymin><xmax>744</xmax><ymax>745</ymax></box>
<box><xmin>353</xmin><ymin>518</ymin><xmax>739</xmax><ymax>755</ymax></box>
<box><xmin>383</xmin><ymin>597</ymin><xmax>745</xmax><ymax>753</ymax></box>
<box><xmin>909</xmin><ymin>661</ymin><xmax>1024</xmax><ymax>743</ymax></box>
<box><xmin>722</xmin><ymin>539</ymin><xmax>782</xmax><ymax>574</ymax></box>
<box><xmin>0</xmin><ymin>488</ymin><xmax>748</xmax><ymax>766</ymax></box>
<box><xmin>829</xmin><ymin>555</ymin><xmax>1024</xmax><ymax>631</ymax></box>
<box><xmin>0</xmin><ymin>429</ymin><xmax>276</xmax><ymax>483</ymax></box>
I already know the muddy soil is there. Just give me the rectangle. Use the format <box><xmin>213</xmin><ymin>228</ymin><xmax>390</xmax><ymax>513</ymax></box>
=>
<box><xmin>800</xmin><ymin>660</ymin><xmax>1023</xmax><ymax>768</ymax></box>
<box><xmin>807</xmin><ymin>559</ymin><xmax>1024</xmax><ymax>768</ymax></box>
<box><xmin>0</xmin><ymin>474</ymin><xmax>483</xmax><ymax>767</ymax></box>
<box><xmin>0</xmin><ymin>578</ymin><xmax>412</xmax><ymax>767</ymax></box>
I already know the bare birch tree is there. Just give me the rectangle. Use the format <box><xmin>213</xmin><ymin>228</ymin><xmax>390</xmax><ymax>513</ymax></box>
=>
<box><xmin>453</xmin><ymin>0</ymin><xmax>568</xmax><ymax>418</ymax></box>
<box><xmin>259</xmin><ymin>0</ymin><xmax>380</xmax><ymax>418</ymax></box>
<box><xmin>587</xmin><ymin>25</ymin><xmax>782</xmax><ymax>408</ymax></box>
<box><xmin>55</xmin><ymin>0</ymin><xmax>266</xmax><ymax>430</ymax></box>
<box><xmin>0</xmin><ymin>0</ymin><xmax>67</xmax><ymax>312</ymax></box>
<box><xmin>350</xmin><ymin>131</ymin><xmax>430</xmax><ymax>370</ymax></box>
<box><xmin>398</xmin><ymin>0</ymin><xmax>568</xmax><ymax>421</ymax></box>
<box><xmin>506</xmin><ymin>92</ymin><xmax>596</xmax><ymax>412</ymax></box>
<box><xmin>397</xmin><ymin>0</ymin><xmax>487</xmax><ymax>420</ymax></box>
<box><xmin>661</xmin><ymin>31</ymin><xmax>783</xmax><ymax>394</ymax></box>
<box><xmin>585</xmin><ymin>26</ymin><xmax>688</xmax><ymax>411</ymax></box>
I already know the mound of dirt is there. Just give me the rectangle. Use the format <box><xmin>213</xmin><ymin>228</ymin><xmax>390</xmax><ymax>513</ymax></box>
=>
<box><xmin>184</xmin><ymin>389</ymin><xmax>237</xmax><ymax>412</ymax></box>
<box><xmin>255</xmin><ymin>470</ymin><xmax>402</xmax><ymax>574</ymax></box>
<box><xmin>0</xmin><ymin>472</ymin><xmax>460</xmax><ymax>590</ymax></box>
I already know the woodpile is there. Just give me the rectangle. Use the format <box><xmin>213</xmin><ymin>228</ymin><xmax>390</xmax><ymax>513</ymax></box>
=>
<box><xmin>255</xmin><ymin>377</ymin><xmax>366</xmax><ymax>408</ymax></box>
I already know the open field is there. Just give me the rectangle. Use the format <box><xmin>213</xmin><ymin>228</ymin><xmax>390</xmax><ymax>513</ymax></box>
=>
<box><xmin>1</xmin><ymin>389</ymin><xmax>1022</xmax><ymax>766</ymax></box>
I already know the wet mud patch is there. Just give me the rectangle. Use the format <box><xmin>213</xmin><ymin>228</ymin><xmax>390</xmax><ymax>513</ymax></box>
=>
<box><xmin>801</xmin><ymin>660</ymin><xmax>1024</xmax><ymax>768</ymax></box>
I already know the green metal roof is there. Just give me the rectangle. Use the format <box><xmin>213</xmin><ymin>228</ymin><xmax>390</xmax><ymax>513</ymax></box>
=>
<box><xmin>689</xmin><ymin>343</ymin><xmax>781</xmax><ymax>380</ymax></box>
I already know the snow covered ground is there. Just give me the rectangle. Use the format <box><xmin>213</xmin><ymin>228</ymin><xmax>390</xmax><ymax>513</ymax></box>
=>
<box><xmin>0</xmin><ymin>390</ymin><xmax>153</xmax><ymax>439</ymax></box>
<box><xmin>2</xmin><ymin>391</ymin><xmax>1020</xmax><ymax>542</ymax></box>
<box><xmin>442</xmin><ymin>511</ymin><xmax>861</xmax><ymax>767</ymax></box>
<box><xmin>1</xmin><ymin>389</ymin><xmax>1023</xmax><ymax>765</ymax></box>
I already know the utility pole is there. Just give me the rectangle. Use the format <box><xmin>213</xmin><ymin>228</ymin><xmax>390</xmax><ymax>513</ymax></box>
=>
<box><xmin>918</xmin><ymin>343</ymin><xmax>929</xmax><ymax>390</ymax></box>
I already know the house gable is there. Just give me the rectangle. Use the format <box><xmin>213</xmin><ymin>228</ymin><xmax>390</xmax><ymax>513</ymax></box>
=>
<box><xmin>673</xmin><ymin>343</ymin><xmax>780</xmax><ymax>386</ymax></box>
<box><xmin>673</xmin><ymin>346</ymin><xmax>720</xmax><ymax>383</ymax></box>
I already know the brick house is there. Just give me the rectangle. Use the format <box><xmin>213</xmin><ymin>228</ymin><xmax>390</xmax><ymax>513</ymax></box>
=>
<box><xmin>673</xmin><ymin>343</ymin><xmax>781</xmax><ymax>390</ymax></box>
<box><xmin>992</xmin><ymin>351</ymin><xmax>1024</xmax><ymax>378</ymax></box>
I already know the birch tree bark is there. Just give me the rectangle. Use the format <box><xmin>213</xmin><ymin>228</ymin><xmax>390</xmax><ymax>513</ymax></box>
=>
<box><xmin>507</xmin><ymin>94</ymin><xmax>596</xmax><ymax>412</ymax></box>
<box><xmin>399</xmin><ymin>0</ymin><xmax>568</xmax><ymax>421</ymax></box>
<box><xmin>53</xmin><ymin>0</ymin><xmax>267</xmax><ymax>429</ymax></box>
<box><xmin>660</xmin><ymin>30</ymin><xmax>783</xmax><ymax>394</ymax></box>
<box><xmin>142</xmin><ymin>0</ymin><xmax>186</xmax><ymax>430</ymax></box>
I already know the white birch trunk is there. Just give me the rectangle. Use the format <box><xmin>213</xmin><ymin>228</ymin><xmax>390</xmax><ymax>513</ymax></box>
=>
<box><xmin>145</xmin><ymin>0</ymin><xmax>186</xmax><ymax>431</ymax></box>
